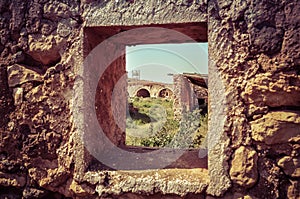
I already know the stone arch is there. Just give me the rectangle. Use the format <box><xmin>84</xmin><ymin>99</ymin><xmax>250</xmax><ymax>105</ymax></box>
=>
<box><xmin>136</xmin><ymin>88</ymin><xmax>150</xmax><ymax>98</ymax></box>
<box><xmin>158</xmin><ymin>88</ymin><xmax>173</xmax><ymax>98</ymax></box>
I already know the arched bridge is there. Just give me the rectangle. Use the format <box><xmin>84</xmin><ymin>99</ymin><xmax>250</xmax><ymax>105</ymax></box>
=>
<box><xmin>128</xmin><ymin>79</ymin><xmax>174</xmax><ymax>99</ymax></box>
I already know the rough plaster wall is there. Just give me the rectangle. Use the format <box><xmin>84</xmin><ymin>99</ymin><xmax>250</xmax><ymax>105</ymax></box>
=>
<box><xmin>0</xmin><ymin>0</ymin><xmax>82</xmax><ymax>197</ymax></box>
<box><xmin>208</xmin><ymin>0</ymin><xmax>300</xmax><ymax>198</ymax></box>
<box><xmin>0</xmin><ymin>0</ymin><xmax>209</xmax><ymax>198</ymax></box>
<box><xmin>95</xmin><ymin>54</ymin><xmax>127</xmax><ymax>146</ymax></box>
<box><xmin>0</xmin><ymin>0</ymin><xmax>299</xmax><ymax>198</ymax></box>
<box><xmin>83</xmin><ymin>0</ymin><xmax>207</xmax><ymax>26</ymax></box>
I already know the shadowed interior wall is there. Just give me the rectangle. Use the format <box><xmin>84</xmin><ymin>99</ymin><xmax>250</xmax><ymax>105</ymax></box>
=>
<box><xmin>0</xmin><ymin>0</ymin><xmax>299</xmax><ymax>198</ymax></box>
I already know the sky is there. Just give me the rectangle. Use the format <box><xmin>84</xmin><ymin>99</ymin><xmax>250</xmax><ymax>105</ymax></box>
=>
<box><xmin>126</xmin><ymin>43</ymin><xmax>208</xmax><ymax>84</ymax></box>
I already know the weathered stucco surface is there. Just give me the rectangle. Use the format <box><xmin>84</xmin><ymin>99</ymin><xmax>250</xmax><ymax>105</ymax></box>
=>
<box><xmin>0</xmin><ymin>0</ymin><xmax>299</xmax><ymax>198</ymax></box>
<box><xmin>208</xmin><ymin>0</ymin><xmax>300</xmax><ymax>198</ymax></box>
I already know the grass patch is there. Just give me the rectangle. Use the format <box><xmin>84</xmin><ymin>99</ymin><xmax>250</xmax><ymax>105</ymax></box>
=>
<box><xmin>126</xmin><ymin>97</ymin><xmax>207</xmax><ymax>149</ymax></box>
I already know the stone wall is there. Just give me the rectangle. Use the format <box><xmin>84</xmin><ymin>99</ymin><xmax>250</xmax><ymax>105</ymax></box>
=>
<box><xmin>173</xmin><ymin>74</ymin><xmax>208</xmax><ymax>120</ymax></box>
<box><xmin>0</xmin><ymin>0</ymin><xmax>82</xmax><ymax>198</ymax></box>
<box><xmin>208</xmin><ymin>0</ymin><xmax>300</xmax><ymax>198</ymax></box>
<box><xmin>127</xmin><ymin>79</ymin><xmax>174</xmax><ymax>98</ymax></box>
<box><xmin>0</xmin><ymin>0</ymin><xmax>299</xmax><ymax>198</ymax></box>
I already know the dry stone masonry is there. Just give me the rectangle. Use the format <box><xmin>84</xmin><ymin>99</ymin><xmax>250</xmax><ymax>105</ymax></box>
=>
<box><xmin>173</xmin><ymin>74</ymin><xmax>208</xmax><ymax>120</ymax></box>
<box><xmin>0</xmin><ymin>0</ymin><xmax>299</xmax><ymax>198</ymax></box>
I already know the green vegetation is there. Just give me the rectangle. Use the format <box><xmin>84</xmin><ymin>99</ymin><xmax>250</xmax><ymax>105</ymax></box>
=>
<box><xmin>126</xmin><ymin>97</ymin><xmax>207</xmax><ymax>149</ymax></box>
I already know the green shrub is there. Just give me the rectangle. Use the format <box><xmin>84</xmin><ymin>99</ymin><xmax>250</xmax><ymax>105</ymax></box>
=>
<box><xmin>126</xmin><ymin>98</ymin><xmax>208</xmax><ymax>149</ymax></box>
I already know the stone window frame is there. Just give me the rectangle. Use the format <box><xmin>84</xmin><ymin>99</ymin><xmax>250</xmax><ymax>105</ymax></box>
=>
<box><xmin>72</xmin><ymin>22</ymin><xmax>230</xmax><ymax>196</ymax></box>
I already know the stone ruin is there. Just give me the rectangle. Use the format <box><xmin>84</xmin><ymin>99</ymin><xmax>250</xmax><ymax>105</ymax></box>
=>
<box><xmin>0</xmin><ymin>0</ymin><xmax>300</xmax><ymax>198</ymax></box>
<box><xmin>127</xmin><ymin>79</ymin><xmax>174</xmax><ymax>99</ymax></box>
<box><xmin>173</xmin><ymin>73</ymin><xmax>208</xmax><ymax>120</ymax></box>
<box><xmin>127</xmin><ymin>74</ymin><xmax>208</xmax><ymax>120</ymax></box>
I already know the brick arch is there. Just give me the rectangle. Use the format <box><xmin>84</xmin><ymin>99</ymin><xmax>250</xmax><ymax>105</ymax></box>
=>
<box><xmin>158</xmin><ymin>88</ymin><xmax>173</xmax><ymax>98</ymax></box>
<box><xmin>136</xmin><ymin>88</ymin><xmax>150</xmax><ymax>98</ymax></box>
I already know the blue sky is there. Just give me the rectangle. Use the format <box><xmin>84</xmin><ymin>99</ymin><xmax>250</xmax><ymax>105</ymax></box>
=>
<box><xmin>126</xmin><ymin>43</ymin><xmax>208</xmax><ymax>84</ymax></box>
